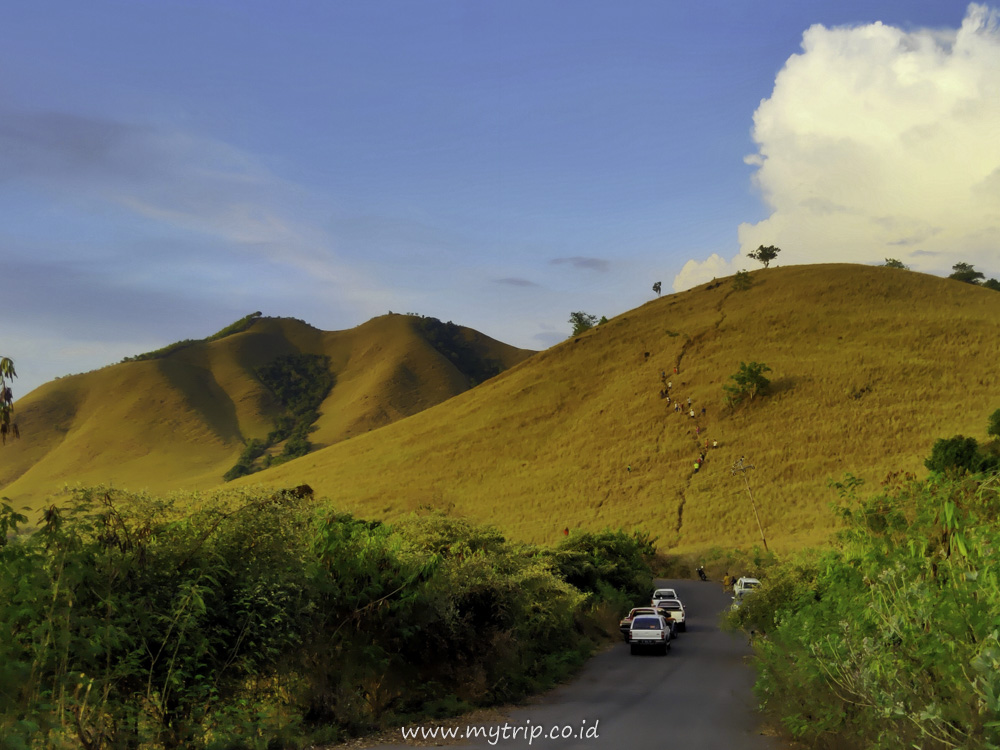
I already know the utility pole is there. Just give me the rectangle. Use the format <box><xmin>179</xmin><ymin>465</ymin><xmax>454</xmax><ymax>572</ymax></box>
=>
<box><xmin>732</xmin><ymin>456</ymin><xmax>768</xmax><ymax>552</ymax></box>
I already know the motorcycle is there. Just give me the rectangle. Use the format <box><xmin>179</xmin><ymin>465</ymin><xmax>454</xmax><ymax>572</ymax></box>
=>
<box><xmin>696</xmin><ymin>566</ymin><xmax>708</xmax><ymax>581</ymax></box>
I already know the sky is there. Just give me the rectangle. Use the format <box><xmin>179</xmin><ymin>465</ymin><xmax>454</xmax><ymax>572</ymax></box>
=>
<box><xmin>3</xmin><ymin>1</ymin><xmax>998</xmax><ymax>398</ymax></box>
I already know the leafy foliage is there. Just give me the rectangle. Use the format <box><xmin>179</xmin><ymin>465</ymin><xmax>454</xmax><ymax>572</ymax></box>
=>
<box><xmin>224</xmin><ymin>354</ymin><xmax>334</xmax><ymax>480</ymax></box>
<box><xmin>984</xmin><ymin>278</ymin><xmax>1000</xmax><ymax>291</ymax></box>
<box><xmin>123</xmin><ymin>312</ymin><xmax>264</xmax><ymax>362</ymax></box>
<box><xmin>723</xmin><ymin>361</ymin><xmax>772</xmax><ymax>407</ymax></box>
<box><xmin>925</xmin><ymin>434</ymin><xmax>997</xmax><ymax>475</ymax></box>
<box><xmin>569</xmin><ymin>312</ymin><xmax>598</xmax><ymax>336</ymax></box>
<box><xmin>652</xmin><ymin>281</ymin><xmax>662</xmax><ymax>296</ymax></box>
<box><xmin>883</xmin><ymin>258</ymin><xmax>909</xmax><ymax>269</ymax></box>
<box><xmin>727</xmin><ymin>469</ymin><xmax>1000</xmax><ymax>750</ymax></box>
<box><xmin>748</xmin><ymin>244</ymin><xmax>780</xmax><ymax>269</ymax></box>
<box><xmin>414</xmin><ymin>316</ymin><xmax>503</xmax><ymax>387</ymax></box>
<box><xmin>989</xmin><ymin>409</ymin><xmax>1000</xmax><ymax>439</ymax></box>
<box><xmin>732</xmin><ymin>270</ymin><xmax>754</xmax><ymax>291</ymax></box>
<box><xmin>0</xmin><ymin>488</ymin><xmax>652</xmax><ymax>749</ymax></box>
<box><xmin>949</xmin><ymin>262</ymin><xmax>986</xmax><ymax>285</ymax></box>
<box><xmin>0</xmin><ymin>356</ymin><xmax>17</xmax><ymax>444</ymax></box>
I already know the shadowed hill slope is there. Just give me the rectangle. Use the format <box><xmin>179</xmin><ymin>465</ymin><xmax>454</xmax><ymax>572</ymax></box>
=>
<box><xmin>231</xmin><ymin>264</ymin><xmax>1000</xmax><ymax>552</ymax></box>
<box><xmin>1</xmin><ymin>314</ymin><xmax>533</xmax><ymax>511</ymax></box>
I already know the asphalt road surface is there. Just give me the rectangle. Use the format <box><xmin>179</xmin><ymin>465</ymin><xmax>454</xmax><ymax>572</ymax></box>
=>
<box><xmin>376</xmin><ymin>579</ymin><xmax>787</xmax><ymax>750</ymax></box>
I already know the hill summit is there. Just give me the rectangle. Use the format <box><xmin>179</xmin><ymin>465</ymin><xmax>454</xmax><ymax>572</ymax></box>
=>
<box><xmin>228</xmin><ymin>264</ymin><xmax>1000</xmax><ymax>551</ymax></box>
<box><xmin>0</xmin><ymin>313</ymin><xmax>534</xmax><ymax>510</ymax></box>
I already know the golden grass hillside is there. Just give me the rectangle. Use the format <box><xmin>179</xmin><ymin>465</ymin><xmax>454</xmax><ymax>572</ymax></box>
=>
<box><xmin>231</xmin><ymin>264</ymin><xmax>1000</xmax><ymax>552</ymax></box>
<box><xmin>1</xmin><ymin>315</ymin><xmax>533</xmax><ymax>513</ymax></box>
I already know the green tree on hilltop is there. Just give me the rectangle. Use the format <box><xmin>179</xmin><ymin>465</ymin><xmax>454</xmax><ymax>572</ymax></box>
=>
<box><xmin>949</xmin><ymin>262</ymin><xmax>985</xmax><ymax>284</ymax></box>
<box><xmin>884</xmin><ymin>258</ymin><xmax>909</xmax><ymax>269</ymax></box>
<box><xmin>748</xmin><ymin>245</ymin><xmax>780</xmax><ymax>269</ymax></box>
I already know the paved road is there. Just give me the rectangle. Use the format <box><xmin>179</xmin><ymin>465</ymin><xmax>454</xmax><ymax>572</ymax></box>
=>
<box><xmin>378</xmin><ymin>579</ymin><xmax>786</xmax><ymax>750</ymax></box>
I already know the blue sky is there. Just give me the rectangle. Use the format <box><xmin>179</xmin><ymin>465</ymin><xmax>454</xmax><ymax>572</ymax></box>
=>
<box><xmin>3</xmin><ymin>1</ymin><xmax>996</xmax><ymax>397</ymax></box>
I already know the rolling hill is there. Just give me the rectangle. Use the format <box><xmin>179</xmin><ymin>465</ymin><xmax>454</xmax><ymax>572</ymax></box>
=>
<box><xmin>225</xmin><ymin>264</ymin><xmax>1000</xmax><ymax>552</ymax></box>
<box><xmin>0</xmin><ymin>314</ymin><xmax>534</xmax><ymax>511</ymax></box>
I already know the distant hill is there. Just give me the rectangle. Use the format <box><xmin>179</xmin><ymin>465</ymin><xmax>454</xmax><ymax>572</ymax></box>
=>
<box><xmin>0</xmin><ymin>314</ymin><xmax>534</xmax><ymax>511</ymax></box>
<box><xmin>226</xmin><ymin>264</ymin><xmax>1000</xmax><ymax>552</ymax></box>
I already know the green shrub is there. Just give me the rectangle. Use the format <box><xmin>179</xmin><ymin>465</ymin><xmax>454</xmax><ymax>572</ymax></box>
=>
<box><xmin>731</xmin><ymin>472</ymin><xmax>1000</xmax><ymax>750</ymax></box>
<box><xmin>0</xmin><ymin>492</ymin><xmax>643</xmax><ymax>749</ymax></box>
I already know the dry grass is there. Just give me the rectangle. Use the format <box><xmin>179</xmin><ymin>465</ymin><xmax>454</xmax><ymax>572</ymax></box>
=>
<box><xmin>227</xmin><ymin>264</ymin><xmax>1000</xmax><ymax>553</ymax></box>
<box><xmin>1</xmin><ymin>314</ymin><xmax>532</xmax><ymax>515</ymax></box>
<box><xmin>5</xmin><ymin>264</ymin><xmax>998</xmax><ymax>554</ymax></box>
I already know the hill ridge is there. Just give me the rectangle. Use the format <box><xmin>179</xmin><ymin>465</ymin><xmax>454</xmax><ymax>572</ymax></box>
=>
<box><xmin>227</xmin><ymin>264</ymin><xmax>1000</xmax><ymax>551</ymax></box>
<box><xmin>1</xmin><ymin>313</ymin><xmax>535</xmax><ymax>507</ymax></box>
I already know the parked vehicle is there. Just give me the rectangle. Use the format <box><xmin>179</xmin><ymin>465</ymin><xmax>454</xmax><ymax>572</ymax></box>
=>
<box><xmin>619</xmin><ymin>607</ymin><xmax>676</xmax><ymax>641</ymax></box>
<box><xmin>651</xmin><ymin>597</ymin><xmax>686</xmax><ymax>632</ymax></box>
<box><xmin>629</xmin><ymin>615</ymin><xmax>671</xmax><ymax>655</ymax></box>
<box><xmin>733</xmin><ymin>577</ymin><xmax>761</xmax><ymax>597</ymax></box>
<box><xmin>696</xmin><ymin>566</ymin><xmax>708</xmax><ymax>581</ymax></box>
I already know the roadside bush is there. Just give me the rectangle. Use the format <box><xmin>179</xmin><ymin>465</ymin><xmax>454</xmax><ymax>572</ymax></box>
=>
<box><xmin>0</xmin><ymin>492</ymin><xmax>642</xmax><ymax>749</ymax></box>
<box><xmin>731</xmin><ymin>472</ymin><xmax>1000</xmax><ymax>750</ymax></box>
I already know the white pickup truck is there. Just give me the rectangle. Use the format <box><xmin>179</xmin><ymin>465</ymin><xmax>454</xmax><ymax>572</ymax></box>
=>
<box><xmin>652</xmin><ymin>597</ymin><xmax>687</xmax><ymax>632</ymax></box>
<box><xmin>629</xmin><ymin>615</ymin><xmax>671</xmax><ymax>655</ymax></box>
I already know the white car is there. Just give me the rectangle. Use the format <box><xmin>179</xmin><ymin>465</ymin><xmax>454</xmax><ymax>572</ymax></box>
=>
<box><xmin>733</xmin><ymin>577</ymin><xmax>761</xmax><ymax>598</ymax></box>
<box><xmin>652</xmin><ymin>597</ymin><xmax>686</xmax><ymax>632</ymax></box>
<box><xmin>629</xmin><ymin>615</ymin><xmax>671</xmax><ymax>655</ymax></box>
<box><xmin>652</xmin><ymin>587</ymin><xmax>678</xmax><ymax>601</ymax></box>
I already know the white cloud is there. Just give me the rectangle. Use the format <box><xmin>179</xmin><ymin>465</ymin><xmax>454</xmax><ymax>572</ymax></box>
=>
<box><xmin>672</xmin><ymin>253</ymin><xmax>744</xmax><ymax>292</ymax></box>
<box><xmin>675</xmin><ymin>3</ymin><xmax>1000</xmax><ymax>290</ymax></box>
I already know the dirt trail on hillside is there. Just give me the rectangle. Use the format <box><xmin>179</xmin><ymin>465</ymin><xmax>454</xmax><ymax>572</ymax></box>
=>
<box><xmin>672</xmin><ymin>289</ymin><xmax>733</xmax><ymax>536</ymax></box>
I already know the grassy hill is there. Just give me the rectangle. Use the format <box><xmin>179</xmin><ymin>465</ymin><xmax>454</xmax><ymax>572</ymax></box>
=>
<box><xmin>226</xmin><ymin>264</ymin><xmax>1000</xmax><ymax>552</ymax></box>
<box><xmin>0</xmin><ymin>314</ymin><xmax>533</xmax><ymax>512</ymax></box>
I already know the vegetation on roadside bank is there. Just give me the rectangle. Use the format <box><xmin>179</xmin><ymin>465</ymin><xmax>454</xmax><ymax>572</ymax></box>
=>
<box><xmin>0</xmin><ymin>488</ymin><xmax>653</xmax><ymax>750</ymax></box>
<box><xmin>724</xmin><ymin>420</ymin><xmax>1000</xmax><ymax>749</ymax></box>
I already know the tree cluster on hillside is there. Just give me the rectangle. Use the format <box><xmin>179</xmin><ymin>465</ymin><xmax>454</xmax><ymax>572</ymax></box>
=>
<box><xmin>224</xmin><ymin>353</ymin><xmax>334</xmax><ymax>481</ymax></box>
<box><xmin>723</xmin><ymin>361</ymin><xmax>772</xmax><ymax>407</ymax></box>
<box><xmin>122</xmin><ymin>312</ymin><xmax>264</xmax><ymax>363</ymax></box>
<box><xmin>924</xmin><ymin>408</ymin><xmax>1000</xmax><ymax>476</ymax></box>
<box><xmin>732</xmin><ymin>270</ymin><xmax>754</xmax><ymax>291</ymax></box>
<box><xmin>883</xmin><ymin>258</ymin><xmax>909</xmax><ymax>269</ymax></box>
<box><xmin>949</xmin><ymin>262</ymin><xmax>1000</xmax><ymax>290</ymax></box>
<box><xmin>413</xmin><ymin>316</ymin><xmax>503</xmax><ymax>387</ymax></box>
<box><xmin>0</xmin><ymin>488</ymin><xmax>654</xmax><ymax>748</ymax></box>
<box><xmin>568</xmin><ymin>311</ymin><xmax>608</xmax><ymax>336</ymax></box>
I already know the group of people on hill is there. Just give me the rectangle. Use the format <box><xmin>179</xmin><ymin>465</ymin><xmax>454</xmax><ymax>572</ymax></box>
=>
<box><xmin>659</xmin><ymin>367</ymin><xmax>718</xmax><ymax>474</ymax></box>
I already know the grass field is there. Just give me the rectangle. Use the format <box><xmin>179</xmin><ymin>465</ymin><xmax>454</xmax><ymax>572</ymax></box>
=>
<box><xmin>5</xmin><ymin>263</ymin><xmax>998</xmax><ymax>553</ymax></box>
<box><xmin>227</xmin><ymin>264</ymin><xmax>1000</xmax><ymax>552</ymax></box>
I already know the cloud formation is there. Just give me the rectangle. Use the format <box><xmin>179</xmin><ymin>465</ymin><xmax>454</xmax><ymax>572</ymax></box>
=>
<box><xmin>675</xmin><ymin>3</ymin><xmax>1000</xmax><ymax>291</ymax></box>
<box><xmin>551</xmin><ymin>256</ymin><xmax>610</xmax><ymax>272</ymax></box>
<box><xmin>493</xmin><ymin>277</ymin><xmax>539</xmax><ymax>287</ymax></box>
<box><xmin>0</xmin><ymin>108</ymin><xmax>391</xmax><ymax>312</ymax></box>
